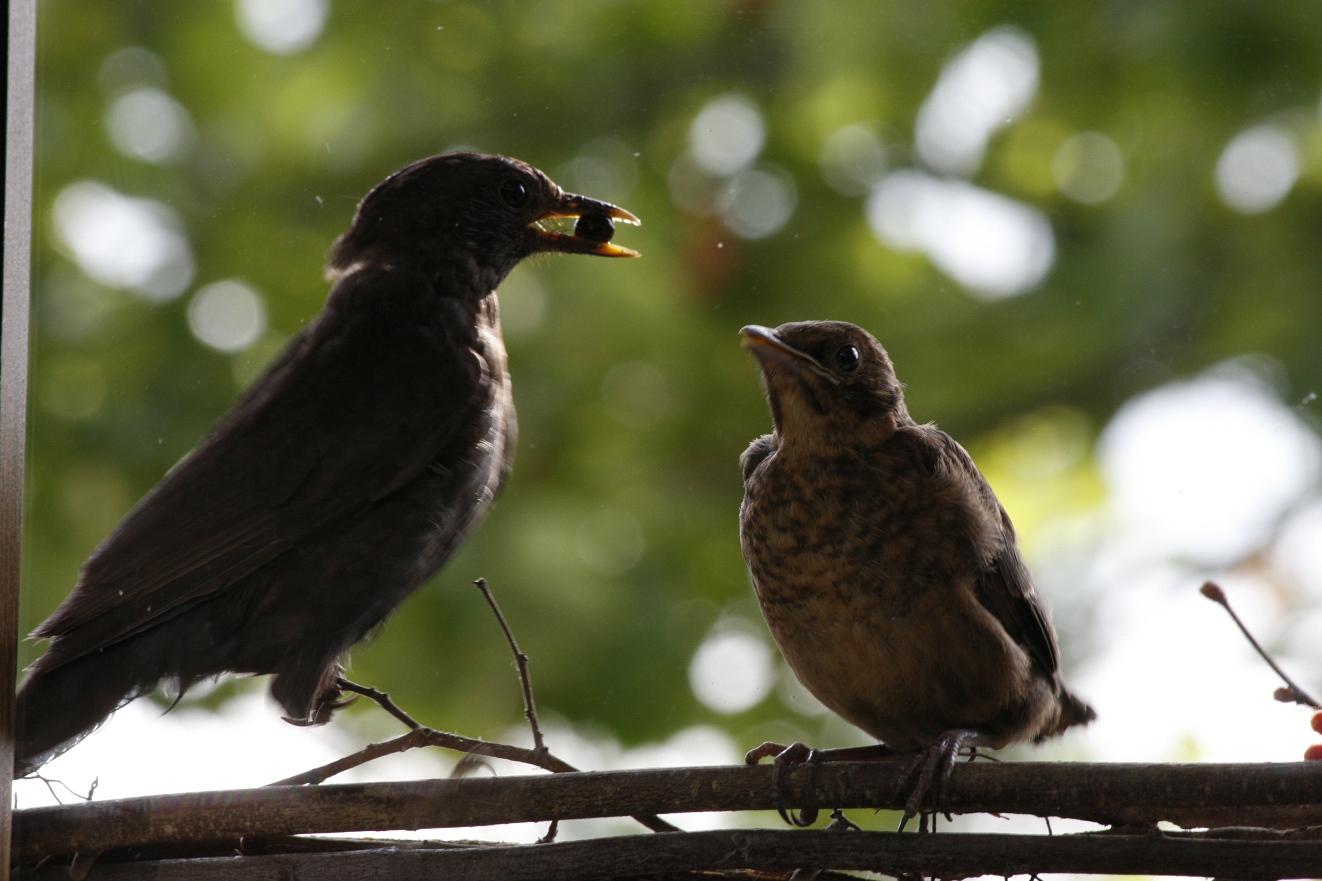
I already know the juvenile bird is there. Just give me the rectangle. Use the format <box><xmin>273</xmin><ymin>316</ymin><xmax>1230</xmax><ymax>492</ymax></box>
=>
<box><xmin>16</xmin><ymin>152</ymin><xmax>639</xmax><ymax>773</ymax></box>
<box><xmin>738</xmin><ymin>320</ymin><xmax>1094</xmax><ymax>823</ymax></box>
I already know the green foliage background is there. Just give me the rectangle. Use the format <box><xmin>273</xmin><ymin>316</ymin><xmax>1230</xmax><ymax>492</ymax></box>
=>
<box><xmin>24</xmin><ymin>1</ymin><xmax>1322</xmax><ymax>758</ymax></box>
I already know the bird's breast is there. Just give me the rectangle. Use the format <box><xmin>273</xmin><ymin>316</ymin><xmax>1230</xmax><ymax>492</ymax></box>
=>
<box><xmin>741</xmin><ymin>449</ymin><xmax>922</xmax><ymax>611</ymax></box>
<box><xmin>739</xmin><ymin>445</ymin><xmax>1029</xmax><ymax>748</ymax></box>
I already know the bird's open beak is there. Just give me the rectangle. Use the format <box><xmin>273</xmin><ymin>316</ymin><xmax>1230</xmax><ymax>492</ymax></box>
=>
<box><xmin>533</xmin><ymin>193</ymin><xmax>641</xmax><ymax>258</ymax></box>
<box><xmin>740</xmin><ymin>325</ymin><xmax>837</xmax><ymax>381</ymax></box>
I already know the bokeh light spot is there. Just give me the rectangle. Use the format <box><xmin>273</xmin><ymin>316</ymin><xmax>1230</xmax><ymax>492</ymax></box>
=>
<box><xmin>235</xmin><ymin>0</ymin><xmax>328</xmax><ymax>55</ymax></box>
<box><xmin>1052</xmin><ymin>131</ymin><xmax>1124</xmax><ymax>204</ymax></box>
<box><xmin>718</xmin><ymin>165</ymin><xmax>797</xmax><ymax>240</ymax></box>
<box><xmin>51</xmin><ymin>181</ymin><xmax>194</xmax><ymax>302</ymax></box>
<box><xmin>1271</xmin><ymin>500</ymin><xmax>1322</xmax><ymax>601</ymax></box>
<box><xmin>562</xmin><ymin>138</ymin><xmax>639</xmax><ymax>205</ymax></box>
<box><xmin>105</xmin><ymin>87</ymin><xmax>195</xmax><ymax>165</ymax></box>
<box><xmin>866</xmin><ymin>170</ymin><xmax>1054</xmax><ymax>298</ymax></box>
<box><xmin>1215</xmin><ymin>125</ymin><xmax>1299</xmax><ymax>214</ymax></box>
<box><xmin>688</xmin><ymin>94</ymin><xmax>765</xmax><ymax>177</ymax></box>
<box><xmin>819</xmin><ymin>124</ymin><xmax>887</xmax><ymax>197</ymax></box>
<box><xmin>187</xmin><ymin>280</ymin><xmax>268</xmax><ymax>353</ymax></box>
<box><xmin>688</xmin><ymin>628</ymin><xmax>773</xmax><ymax>714</ymax></box>
<box><xmin>1099</xmin><ymin>363</ymin><xmax>1321</xmax><ymax>566</ymax></box>
<box><xmin>915</xmin><ymin>26</ymin><xmax>1039</xmax><ymax>177</ymax></box>
<box><xmin>776</xmin><ymin>663</ymin><xmax>829</xmax><ymax>717</ymax></box>
<box><xmin>97</xmin><ymin>46</ymin><xmax>168</xmax><ymax>95</ymax></box>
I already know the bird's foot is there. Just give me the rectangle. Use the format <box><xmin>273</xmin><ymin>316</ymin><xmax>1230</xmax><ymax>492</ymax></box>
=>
<box><xmin>283</xmin><ymin>675</ymin><xmax>354</xmax><ymax>727</ymax></box>
<box><xmin>746</xmin><ymin>741</ymin><xmax>902</xmax><ymax>828</ymax></box>
<box><xmin>895</xmin><ymin>729</ymin><xmax>979</xmax><ymax>832</ymax></box>
<box><xmin>745</xmin><ymin>741</ymin><xmax>820</xmax><ymax>827</ymax></box>
<box><xmin>745</xmin><ymin>740</ymin><xmax>793</xmax><ymax>764</ymax></box>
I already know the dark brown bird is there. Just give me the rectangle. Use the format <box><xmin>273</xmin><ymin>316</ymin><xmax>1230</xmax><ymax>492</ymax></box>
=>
<box><xmin>738</xmin><ymin>320</ymin><xmax>1094</xmax><ymax>823</ymax></box>
<box><xmin>16</xmin><ymin>152</ymin><xmax>639</xmax><ymax>773</ymax></box>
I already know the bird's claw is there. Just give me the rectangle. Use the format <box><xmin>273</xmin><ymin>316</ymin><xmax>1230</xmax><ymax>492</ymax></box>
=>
<box><xmin>745</xmin><ymin>740</ymin><xmax>792</xmax><ymax>764</ymax></box>
<box><xmin>747</xmin><ymin>741</ymin><xmax>820</xmax><ymax>827</ymax></box>
<box><xmin>451</xmin><ymin>750</ymin><xmax>495</xmax><ymax>778</ymax></box>
<box><xmin>895</xmin><ymin>729</ymin><xmax>977</xmax><ymax>832</ymax></box>
<box><xmin>282</xmin><ymin>676</ymin><xmax>355</xmax><ymax>727</ymax></box>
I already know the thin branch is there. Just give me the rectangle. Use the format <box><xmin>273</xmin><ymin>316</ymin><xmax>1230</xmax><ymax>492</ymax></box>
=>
<box><xmin>474</xmin><ymin>578</ymin><xmax>545</xmax><ymax>756</ymax></box>
<box><xmin>268</xmin><ymin>725</ymin><xmax>578</xmax><ymax>787</ymax></box>
<box><xmin>1200</xmin><ymin>581</ymin><xmax>1321</xmax><ymax>708</ymax></box>
<box><xmin>473</xmin><ymin>578</ymin><xmax>559</xmax><ymax>842</ymax></box>
<box><xmin>470</xmin><ymin>577</ymin><xmax>676</xmax><ymax>836</ymax></box>
<box><xmin>17</xmin><ymin>829</ymin><xmax>1322</xmax><ymax>880</ymax></box>
<box><xmin>19</xmin><ymin>761</ymin><xmax>1322</xmax><ymax>861</ymax></box>
<box><xmin>334</xmin><ymin>678</ymin><xmax>423</xmax><ymax>730</ymax></box>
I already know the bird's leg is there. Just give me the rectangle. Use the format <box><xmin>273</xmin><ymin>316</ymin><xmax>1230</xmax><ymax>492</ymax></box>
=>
<box><xmin>895</xmin><ymin>728</ymin><xmax>979</xmax><ymax>831</ymax></box>
<box><xmin>746</xmin><ymin>741</ymin><xmax>901</xmax><ymax>828</ymax></box>
<box><xmin>807</xmin><ymin>743</ymin><xmax>900</xmax><ymax>762</ymax></box>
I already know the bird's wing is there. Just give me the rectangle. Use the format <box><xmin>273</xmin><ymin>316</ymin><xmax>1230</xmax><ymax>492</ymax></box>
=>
<box><xmin>740</xmin><ymin>434</ymin><xmax>776</xmax><ymax>481</ymax></box>
<box><xmin>921</xmin><ymin>427</ymin><xmax>1061</xmax><ymax>677</ymax></box>
<box><xmin>34</xmin><ymin>267</ymin><xmax>487</xmax><ymax>666</ymax></box>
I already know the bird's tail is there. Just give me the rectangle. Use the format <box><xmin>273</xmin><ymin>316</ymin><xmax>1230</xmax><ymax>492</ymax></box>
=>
<box><xmin>1040</xmin><ymin>685</ymin><xmax>1097</xmax><ymax>741</ymax></box>
<box><xmin>15</xmin><ymin>643</ymin><xmax>156</xmax><ymax>776</ymax></box>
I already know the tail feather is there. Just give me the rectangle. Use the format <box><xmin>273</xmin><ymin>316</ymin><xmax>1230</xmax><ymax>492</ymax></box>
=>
<box><xmin>15</xmin><ymin>643</ymin><xmax>156</xmax><ymax>775</ymax></box>
<box><xmin>1038</xmin><ymin>686</ymin><xmax>1097</xmax><ymax>743</ymax></box>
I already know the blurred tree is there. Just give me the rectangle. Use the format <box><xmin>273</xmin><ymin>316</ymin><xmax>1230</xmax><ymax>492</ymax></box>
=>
<box><xmin>23</xmin><ymin>0</ymin><xmax>1322</xmax><ymax>769</ymax></box>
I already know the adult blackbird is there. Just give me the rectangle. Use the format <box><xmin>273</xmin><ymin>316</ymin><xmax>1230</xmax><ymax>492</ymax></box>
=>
<box><xmin>16</xmin><ymin>152</ymin><xmax>639</xmax><ymax>773</ymax></box>
<box><xmin>738</xmin><ymin>321</ymin><xmax>1094</xmax><ymax>824</ymax></box>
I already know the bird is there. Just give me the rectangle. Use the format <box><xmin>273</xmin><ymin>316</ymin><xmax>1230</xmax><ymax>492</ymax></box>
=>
<box><xmin>737</xmin><ymin>320</ymin><xmax>1095</xmax><ymax>825</ymax></box>
<box><xmin>16</xmin><ymin>152</ymin><xmax>639</xmax><ymax>773</ymax></box>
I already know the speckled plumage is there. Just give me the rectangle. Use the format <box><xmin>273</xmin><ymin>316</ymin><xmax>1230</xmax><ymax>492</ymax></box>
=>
<box><xmin>739</xmin><ymin>320</ymin><xmax>1094</xmax><ymax>756</ymax></box>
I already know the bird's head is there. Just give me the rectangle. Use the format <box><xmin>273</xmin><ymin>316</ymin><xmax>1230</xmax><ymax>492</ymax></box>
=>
<box><xmin>741</xmin><ymin>320</ymin><xmax>908</xmax><ymax>446</ymax></box>
<box><xmin>328</xmin><ymin>152</ymin><xmax>639</xmax><ymax>284</ymax></box>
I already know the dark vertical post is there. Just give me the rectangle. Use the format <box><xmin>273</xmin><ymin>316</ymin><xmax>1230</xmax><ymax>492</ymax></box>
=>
<box><xmin>1</xmin><ymin>0</ymin><xmax>36</xmax><ymax>875</ymax></box>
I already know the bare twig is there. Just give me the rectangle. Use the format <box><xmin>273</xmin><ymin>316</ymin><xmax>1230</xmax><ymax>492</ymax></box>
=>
<box><xmin>27</xmin><ymin>774</ymin><xmax>95</xmax><ymax>806</ymax></box>
<box><xmin>334</xmin><ymin>678</ymin><xmax>423</xmax><ymax>730</ymax></box>
<box><xmin>1200</xmin><ymin>582</ymin><xmax>1321</xmax><ymax>709</ymax></box>
<box><xmin>473</xmin><ymin>578</ymin><xmax>545</xmax><ymax>755</ymax></box>
<box><xmin>474</xmin><ymin>577</ymin><xmax>551</xmax><ymax>840</ymax></box>
<box><xmin>267</xmin><ymin>726</ymin><xmax>578</xmax><ymax>787</ymax></box>
<box><xmin>472</xmin><ymin>577</ymin><xmax>676</xmax><ymax>836</ymax></box>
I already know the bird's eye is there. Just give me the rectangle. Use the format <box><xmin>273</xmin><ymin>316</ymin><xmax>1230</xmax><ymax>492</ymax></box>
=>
<box><xmin>835</xmin><ymin>345</ymin><xmax>860</xmax><ymax>372</ymax></box>
<box><xmin>500</xmin><ymin>179</ymin><xmax>530</xmax><ymax>208</ymax></box>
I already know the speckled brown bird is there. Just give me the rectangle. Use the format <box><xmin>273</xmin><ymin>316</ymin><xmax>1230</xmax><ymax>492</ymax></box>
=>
<box><xmin>16</xmin><ymin>152</ymin><xmax>639</xmax><ymax>774</ymax></box>
<box><xmin>738</xmin><ymin>320</ymin><xmax>1094</xmax><ymax>823</ymax></box>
